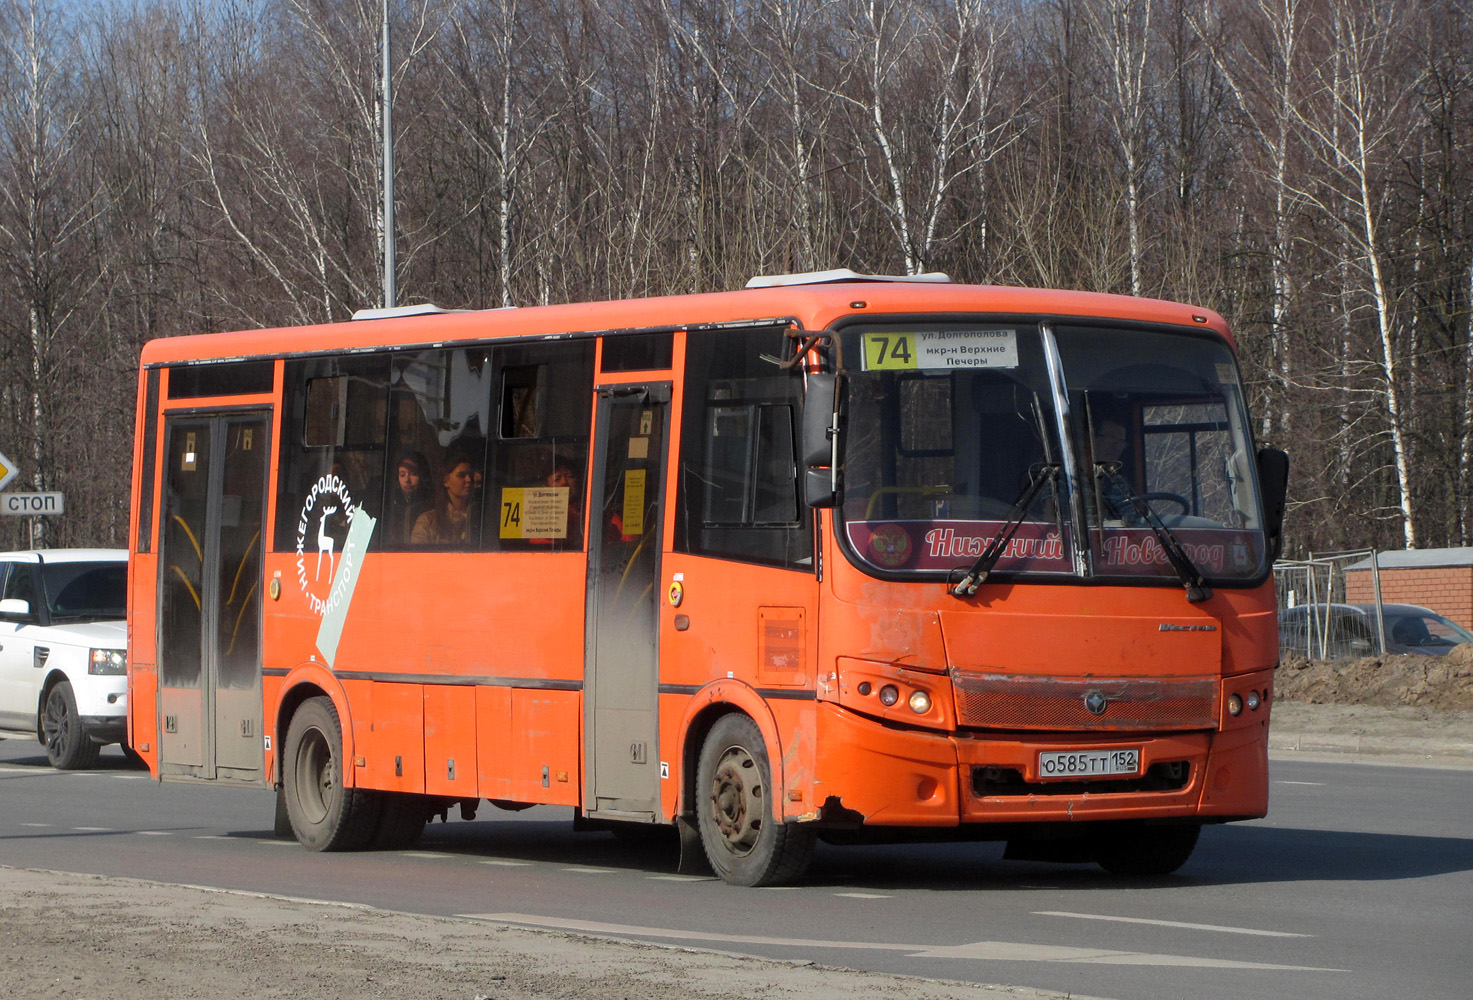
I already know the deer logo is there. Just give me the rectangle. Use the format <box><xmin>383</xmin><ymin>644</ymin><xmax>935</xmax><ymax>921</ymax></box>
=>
<box><xmin>294</xmin><ymin>474</ymin><xmax>356</xmax><ymax>616</ymax></box>
<box><xmin>316</xmin><ymin>506</ymin><xmax>337</xmax><ymax>581</ymax></box>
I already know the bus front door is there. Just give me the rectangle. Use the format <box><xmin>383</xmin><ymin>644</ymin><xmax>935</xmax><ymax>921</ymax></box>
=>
<box><xmin>585</xmin><ymin>385</ymin><xmax>670</xmax><ymax>820</ymax></box>
<box><xmin>157</xmin><ymin>413</ymin><xmax>269</xmax><ymax>781</ymax></box>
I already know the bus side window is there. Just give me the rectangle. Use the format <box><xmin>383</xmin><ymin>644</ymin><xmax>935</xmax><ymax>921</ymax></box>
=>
<box><xmin>486</xmin><ymin>340</ymin><xmax>594</xmax><ymax>552</ymax></box>
<box><xmin>274</xmin><ymin>355</ymin><xmax>391</xmax><ymax>555</ymax></box>
<box><xmin>677</xmin><ymin>327</ymin><xmax>810</xmax><ymax>570</ymax></box>
<box><xmin>382</xmin><ymin>348</ymin><xmax>493</xmax><ymax>551</ymax></box>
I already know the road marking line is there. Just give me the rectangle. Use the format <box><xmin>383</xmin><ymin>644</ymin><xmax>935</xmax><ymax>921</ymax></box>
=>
<box><xmin>835</xmin><ymin>892</ymin><xmax>891</xmax><ymax>899</ymax></box>
<box><xmin>135</xmin><ymin>831</ymin><xmax>171</xmax><ymax>836</ymax></box>
<box><xmin>194</xmin><ymin>835</ymin><xmax>230</xmax><ymax>840</ymax></box>
<box><xmin>252</xmin><ymin>839</ymin><xmax>295</xmax><ymax>846</ymax></box>
<box><xmin>402</xmin><ymin>851</ymin><xmax>452</xmax><ymax>859</ymax></box>
<box><xmin>647</xmin><ymin>875</ymin><xmax>715</xmax><ymax>882</ymax></box>
<box><xmin>458</xmin><ymin>914</ymin><xmax>1344</xmax><ymax>971</ymax></box>
<box><xmin>20</xmin><ymin>822</ymin><xmax>52</xmax><ymax>827</ymax></box>
<box><xmin>1275</xmin><ymin>780</ymin><xmax>1325</xmax><ymax>786</ymax></box>
<box><xmin>562</xmin><ymin>866</ymin><xmax>614</xmax><ymax>874</ymax></box>
<box><xmin>478</xmin><ymin>859</ymin><xmax>530</xmax><ymax>867</ymax></box>
<box><xmin>1034</xmin><ymin>911</ymin><xmax>1311</xmax><ymax>938</ymax></box>
<box><xmin>71</xmin><ymin>826</ymin><xmax>113</xmax><ymax>832</ymax></box>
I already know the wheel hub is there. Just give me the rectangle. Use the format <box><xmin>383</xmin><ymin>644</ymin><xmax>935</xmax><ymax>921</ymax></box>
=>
<box><xmin>710</xmin><ymin>747</ymin><xmax>762</xmax><ymax>856</ymax></box>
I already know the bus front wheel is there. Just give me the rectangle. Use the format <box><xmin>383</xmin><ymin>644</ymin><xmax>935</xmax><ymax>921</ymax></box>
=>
<box><xmin>1096</xmin><ymin>822</ymin><xmax>1201</xmax><ymax>876</ymax></box>
<box><xmin>282</xmin><ymin>696</ymin><xmax>380</xmax><ymax>851</ymax></box>
<box><xmin>696</xmin><ymin>714</ymin><xmax>814</xmax><ymax>886</ymax></box>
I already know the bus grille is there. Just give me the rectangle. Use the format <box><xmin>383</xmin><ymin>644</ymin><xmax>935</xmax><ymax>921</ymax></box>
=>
<box><xmin>950</xmin><ymin>671</ymin><xmax>1218</xmax><ymax>732</ymax></box>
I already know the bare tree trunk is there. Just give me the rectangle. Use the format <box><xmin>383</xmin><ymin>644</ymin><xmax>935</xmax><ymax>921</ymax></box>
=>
<box><xmin>1087</xmin><ymin>0</ymin><xmax>1153</xmax><ymax>297</ymax></box>
<box><xmin>1461</xmin><ymin>254</ymin><xmax>1473</xmax><ymax>543</ymax></box>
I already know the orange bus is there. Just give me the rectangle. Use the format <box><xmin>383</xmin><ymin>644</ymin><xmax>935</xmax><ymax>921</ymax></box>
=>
<box><xmin>126</xmin><ymin>271</ymin><xmax>1289</xmax><ymax>885</ymax></box>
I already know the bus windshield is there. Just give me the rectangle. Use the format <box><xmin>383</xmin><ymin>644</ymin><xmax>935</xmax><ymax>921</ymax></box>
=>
<box><xmin>839</xmin><ymin>322</ymin><xmax>1268</xmax><ymax>586</ymax></box>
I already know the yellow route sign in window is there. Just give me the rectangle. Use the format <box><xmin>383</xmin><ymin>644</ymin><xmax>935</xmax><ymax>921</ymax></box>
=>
<box><xmin>499</xmin><ymin>486</ymin><xmax>569</xmax><ymax>539</ymax></box>
<box><xmin>622</xmin><ymin>470</ymin><xmax>646</xmax><ymax>536</ymax></box>
<box><xmin>862</xmin><ymin>330</ymin><xmax>1019</xmax><ymax>371</ymax></box>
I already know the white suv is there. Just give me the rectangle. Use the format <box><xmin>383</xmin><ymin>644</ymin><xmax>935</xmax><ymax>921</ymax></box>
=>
<box><xmin>0</xmin><ymin>549</ymin><xmax>128</xmax><ymax>768</ymax></box>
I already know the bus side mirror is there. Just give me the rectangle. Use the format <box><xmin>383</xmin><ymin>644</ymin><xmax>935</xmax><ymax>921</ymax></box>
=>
<box><xmin>1256</xmin><ymin>447</ymin><xmax>1289</xmax><ymax>563</ymax></box>
<box><xmin>802</xmin><ymin>373</ymin><xmax>839</xmax><ymax>508</ymax></box>
<box><xmin>0</xmin><ymin>598</ymin><xmax>31</xmax><ymax>620</ymax></box>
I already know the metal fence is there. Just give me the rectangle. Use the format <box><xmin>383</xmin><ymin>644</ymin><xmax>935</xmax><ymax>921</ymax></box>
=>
<box><xmin>1273</xmin><ymin>550</ymin><xmax>1387</xmax><ymax>660</ymax></box>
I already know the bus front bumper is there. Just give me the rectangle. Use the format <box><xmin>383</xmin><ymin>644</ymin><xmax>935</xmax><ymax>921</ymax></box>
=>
<box><xmin>810</xmin><ymin>701</ymin><xmax>1270</xmax><ymax>827</ymax></box>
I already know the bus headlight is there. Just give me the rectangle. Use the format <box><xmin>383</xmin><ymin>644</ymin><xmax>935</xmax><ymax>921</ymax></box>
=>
<box><xmin>908</xmin><ymin>690</ymin><xmax>932</xmax><ymax>714</ymax></box>
<box><xmin>1245</xmin><ymin>690</ymin><xmax>1261</xmax><ymax>711</ymax></box>
<box><xmin>1227</xmin><ymin>693</ymin><xmax>1243</xmax><ymax>716</ymax></box>
<box><xmin>89</xmin><ymin>649</ymin><xmax>127</xmax><ymax>675</ymax></box>
<box><xmin>878</xmin><ymin>684</ymin><xmax>900</xmax><ymax>706</ymax></box>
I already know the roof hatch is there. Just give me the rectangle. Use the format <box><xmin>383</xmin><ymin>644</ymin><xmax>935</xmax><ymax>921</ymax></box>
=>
<box><xmin>350</xmin><ymin>302</ymin><xmax>468</xmax><ymax>321</ymax></box>
<box><xmin>745</xmin><ymin>268</ymin><xmax>952</xmax><ymax>289</ymax></box>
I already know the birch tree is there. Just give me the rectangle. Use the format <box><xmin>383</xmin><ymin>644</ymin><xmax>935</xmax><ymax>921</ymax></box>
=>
<box><xmin>0</xmin><ymin>0</ymin><xmax>90</xmax><ymax>547</ymax></box>
<box><xmin>1289</xmin><ymin>0</ymin><xmax>1425</xmax><ymax>547</ymax></box>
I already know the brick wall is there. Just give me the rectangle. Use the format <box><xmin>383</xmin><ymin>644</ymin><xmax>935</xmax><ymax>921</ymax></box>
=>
<box><xmin>1345</xmin><ymin>566</ymin><xmax>1473</xmax><ymax>629</ymax></box>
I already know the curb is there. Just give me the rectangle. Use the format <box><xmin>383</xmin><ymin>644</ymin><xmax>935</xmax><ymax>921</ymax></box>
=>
<box><xmin>1269</xmin><ymin>732</ymin><xmax>1473</xmax><ymax>757</ymax></box>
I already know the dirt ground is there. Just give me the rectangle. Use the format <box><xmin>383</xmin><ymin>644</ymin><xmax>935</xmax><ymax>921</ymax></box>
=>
<box><xmin>0</xmin><ymin>868</ymin><xmax>1085</xmax><ymax>1000</ymax></box>
<box><xmin>1275</xmin><ymin>644</ymin><xmax>1473</xmax><ymax>710</ymax></box>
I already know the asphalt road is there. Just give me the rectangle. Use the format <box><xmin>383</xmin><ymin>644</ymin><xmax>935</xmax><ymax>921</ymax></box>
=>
<box><xmin>2</xmin><ymin>738</ymin><xmax>1469</xmax><ymax>1000</ymax></box>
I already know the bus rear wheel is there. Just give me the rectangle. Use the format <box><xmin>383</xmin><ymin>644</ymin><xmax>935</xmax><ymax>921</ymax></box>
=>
<box><xmin>1095</xmin><ymin>822</ymin><xmax>1201</xmax><ymax>876</ymax></box>
<box><xmin>696</xmin><ymin>714</ymin><xmax>814</xmax><ymax>886</ymax></box>
<box><xmin>283</xmin><ymin>696</ymin><xmax>380</xmax><ymax>851</ymax></box>
<box><xmin>371</xmin><ymin>793</ymin><xmax>428</xmax><ymax>849</ymax></box>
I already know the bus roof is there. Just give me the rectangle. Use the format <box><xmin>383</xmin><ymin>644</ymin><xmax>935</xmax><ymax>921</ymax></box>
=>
<box><xmin>139</xmin><ymin>282</ymin><xmax>1233</xmax><ymax>366</ymax></box>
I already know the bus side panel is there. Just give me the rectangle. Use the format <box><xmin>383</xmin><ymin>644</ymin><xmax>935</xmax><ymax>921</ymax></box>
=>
<box><xmin>424</xmin><ymin>685</ymin><xmax>478</xmax><ymax>797</ymax></box>
<box><xmin>355</xmin><ymin>681</ymin><xmax>425</xmax><ymax>794</ymax></box>
<box><xmin>511</xmin><ymin>689</ymin><xmax>580</xmax><ymax>806</ymax></box>
<box><xmin>474</xmin><ymin>686</ymin><xmax>584</xmax><ymax>807</ymax></box>
<box><xmin>475</xmin><ymin>685</ymin><xmax>514</xmax><ymax>800</ymax></box>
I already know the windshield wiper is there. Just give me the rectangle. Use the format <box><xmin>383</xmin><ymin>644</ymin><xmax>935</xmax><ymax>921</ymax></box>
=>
<box><xmin>1096</xmin><ymin>463</ymin><xmax>1213</xmax><ymax>604</ymax></box>
<box><xmin>952</xmin><ymin>463</ymin><xmax>1060</xmax><ymax>598</ymax></box>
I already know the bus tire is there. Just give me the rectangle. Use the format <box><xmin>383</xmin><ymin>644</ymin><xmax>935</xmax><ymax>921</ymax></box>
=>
<box><xmin>1096</xmin><ymin>822</ymin><xmax>1201</xmax><ymax>876</ymax></box>
<box><xmin>42</xmin><ymin>681</ymin><xmax>100</xmax><ymax>771</ymax></box>
<box><xmin>371</xmin><ymin>793</ymin><xmax>428</xmax><ymax>849</ymax></box>
<box><xmin>696</xmin><ymin>713</ymin><xmax>814</xmax><ymax>886</ymax></box>
<box><xmin>283</xmin><ymin>696</ymin><xmax>380</xmax><ymax>851</ymax></box>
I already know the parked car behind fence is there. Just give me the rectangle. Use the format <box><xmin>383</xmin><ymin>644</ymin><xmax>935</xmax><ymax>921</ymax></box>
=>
<box><xmin>1279</xmin><ymin>602</ymin><xmax>1473</xmax><ymax>660</ymax></box>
